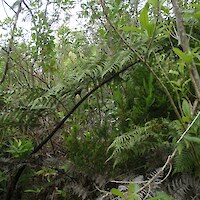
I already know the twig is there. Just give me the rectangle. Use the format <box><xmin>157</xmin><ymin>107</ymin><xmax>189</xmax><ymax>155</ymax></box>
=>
<box><xmin>2</xmin><ymin>0</ymin><xmax>17</xmax><ymax>14</ymax></box>
<box><xmin>94</xmin><ymin>184</ymin><xmax>112</xmax><ymax>195</ymax></box>
<box><xmin>0</xmin><ymin>0</ymin><xmax>23</xmax><ymax>84</ymax></box>
<box><xmin>110</xmin><ymin>180</ymin><xmax>147</xmax><ymax>185</ymax></box>
<box><xmin>156</xmin><ymin>163</ymin><xmax>172</xmax><ymax>184</ymax></box>
<box><xmin>134</xmin><ymin>111</ymin><xmax>200</xmax><ymax>195</ymax></box>
<box><xmin>177</xmin><ymin>111</ymin><xmax>200</xmax><ymax>144</ymax></box>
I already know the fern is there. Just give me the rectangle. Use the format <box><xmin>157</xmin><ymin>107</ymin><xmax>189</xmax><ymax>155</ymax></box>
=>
<box><xmin>107</xmin><ymin>125</ymin><xmax>151</xmax><ymax>159</ymax></box>
<box><xmin>107</xmin><ymin>119</ymin><xmax>169</xmax><ymax>166</ymax></box>
<box><xmin>107</xmin><ymin>119</ymin><xmax>172</xmax><ymax>166</ymax></box>
<box><xmin>167</xmin><ymin>173</ymin><xmax>200</xmax><ymax>200</ymax></box>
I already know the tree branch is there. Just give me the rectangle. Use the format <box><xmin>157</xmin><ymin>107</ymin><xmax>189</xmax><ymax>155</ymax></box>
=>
<box><xmin>5</xmin><ymin>60</ymin><xmax>140</xmax><ymax>200</ymax></box>
<box><xmin>0</xmin><ymin>0</ymin><xmax>23</xmax><ymax>84</ymax></box>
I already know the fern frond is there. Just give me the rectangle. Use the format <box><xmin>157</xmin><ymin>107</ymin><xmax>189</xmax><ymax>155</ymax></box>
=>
<box><xmin>174</xmin><ymin>148</ymin><xmax>195</xmax><ymax>173</ymax></box>
<box><xmin>167</xmin><ymin>173</ymin><xmax>200</xmax><ymax>200</ymax></box>
<box><xmin>107</xmin><ymin>124</ymin><xmax>152</xmax><ymax>162</ymax></box>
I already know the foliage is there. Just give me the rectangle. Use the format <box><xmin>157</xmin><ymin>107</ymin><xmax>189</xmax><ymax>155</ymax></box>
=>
<box><xmin>0</xmin><ymin>0</ymin><xmax>200</xmax><ymax>199</ymax></box>
<box><xmin>107</xmin><ymin>118</ymin><xmax>171</xmax><ymax>167</ymax></box>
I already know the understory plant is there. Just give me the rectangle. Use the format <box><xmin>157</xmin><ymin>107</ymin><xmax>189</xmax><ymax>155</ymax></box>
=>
<box><xmin>0</xmin><ymin>0</ymin><xmax>200</xmax><ymax>199</ymax></box>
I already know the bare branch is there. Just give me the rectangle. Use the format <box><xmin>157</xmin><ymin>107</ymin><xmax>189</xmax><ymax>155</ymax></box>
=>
<box><xmin>0</xmin><ymin>0</ymin><xmax>23</xmax><ymax>84</ymax></box>
<box><xmin>1</xmin><ymin>0</ymin><xmax>17</xmax><ymax>15</ymax></box>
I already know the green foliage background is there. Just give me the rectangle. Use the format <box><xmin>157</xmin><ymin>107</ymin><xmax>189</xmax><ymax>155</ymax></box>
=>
<box><xmin>0</xmin><ymin>0</ymin><xmax>200</xmax><ymax>199</ymax></box>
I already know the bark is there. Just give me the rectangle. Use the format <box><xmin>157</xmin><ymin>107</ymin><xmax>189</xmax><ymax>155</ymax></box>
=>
<box><xmin>171</xmin><ymin>0</ymin><xmax>200</xmax><ymax>102</ymax></box>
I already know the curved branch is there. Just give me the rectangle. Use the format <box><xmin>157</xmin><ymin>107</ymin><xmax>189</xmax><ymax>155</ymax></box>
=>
<box><xmin>5</xmin><ymin>60</ymin><xmax>140</xmax><ymax>200</ymax></box>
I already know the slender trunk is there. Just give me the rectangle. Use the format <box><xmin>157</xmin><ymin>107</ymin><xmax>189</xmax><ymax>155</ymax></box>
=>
<box><xmin>171</xmin><ymin>0</ymin><xmax>200</xmax><ymax>102</ymax></box>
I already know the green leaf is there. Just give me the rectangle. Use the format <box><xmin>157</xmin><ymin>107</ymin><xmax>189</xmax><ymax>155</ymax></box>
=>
<box><xmin>148</xmin><ymin>191</ymin><xmax>172</xmax><ymax>199</ymax></box>
<box><xmin>128</xmin><ymin>183</ymin><xmax>139</xmax><ymax>200</ymax></box>
<box><xmin>169</xmin><ymin>70</ymin><xmax>179</xmax><ymax>75</ymax></box>
<box><xmin>191</xmin><ymin>4</ymin><xmax>200</xmax><ymax>10</ymax></box>
<box><xmin>194</xmin><ymin>13</ymin><xmax>200</xmax><ymax>19</ymax></box>
<box><xmin>36</xmin><ymin>170</ymin><xmax>44</xmax><ymax>176</ymax></box>
<box><xmin>140</xmin><ymin>3</ymin><xmax>149</xmax><ymax>30</ymax></box>
<box><xmin>182</xmin><ymin>116</ymin><xmax>191</xmax><ymax>123</ymax></box>
<box><xmin>111</xmin><ymin>188</ymin><xmax>126</xmax><ymax>198</ymax></box>
<box><xmin>120</xmin><ymin>26</ymin><xmax>143</xmax><ymax>33</ymax></box>
<box><xmin>146</xmin><ymin>22</ymin><xmax>155</xmax><ymax>37</ymax></box>
<box><xmin>190</xmin><ymin>114</ymin><xmax>200</xmax><ymax>133</ymax></box>
<box><xmin>173</xmin><ymin>48</ymin><xmax>186</xmax><ymax>59</ymax></box>
<box><xmin>161</xmin><ymin>5</ymin><xmax>170</xmax><ymax>14</ymax></box>
<box><xmin>149</xmin><ymin>0</ymin><xmax>159</xmax><ymax>7</ymax></box>
<box><xmin>173</xmin><ymin>48</ymin><xmax>193</xmax><ymax>65</ymax></box>
<box><xmin>177</xmin><ymin>143</ymin><xmax>184</xmax><ymax>154</ymax></box>
<box><xmin>128</xmin><ymin>183</ymin><xmax>134</xmax><ymax>196</ymax></box>
<box><xmin>115</xmin><ymin>0</ymin><xmax>122</xmax><ymax>6</ymax></box>
<box><xmin>184</xmin><ymin>135</ymin><xmax>200</xmax><ymax>144</ymax></box>
<box><xmin>98</xmin><ymin>28</ymin><xmax>106</xmax><ymax>37</ymax></box>
<box><xmin>182</xmin><ymin>99</ymin><xmax>191</xmax><ymax>118</ymax></box>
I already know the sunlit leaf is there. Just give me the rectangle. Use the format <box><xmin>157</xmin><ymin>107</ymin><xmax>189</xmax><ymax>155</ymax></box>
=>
<box><xmin>111</xmin><ymin>188</ymin><xmax>126</xmax><ymax>198</ymax></box>
<box><xmin>140</xmin><ymin>3</ymin><xmax>149</xmax><ymax>30</ymax></box>
<box><xmin>173</xmin><ymin>48</ymin><xmax>193</xmax><ymax>65</ymax></box>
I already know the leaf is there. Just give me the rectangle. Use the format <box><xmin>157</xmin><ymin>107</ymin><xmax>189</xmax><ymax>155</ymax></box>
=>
<box><xmin>98</xmin><ymin>28</ymin><xmax>106</xmax><ymax>37</ymax></box>
<box><xmin>184</xmin><ymin>135</ymin><xmax>200</xmax><ymax>144</ymax></box>
<box><xmin>182</xmin><ymin>116</ymin><xmax>190</xmax><ymax>123</ymax></box>
<box><xmin>194</xmin><ymin>13</ymin><xmax>200</xmax><ymax>19</ymax></box>
<box><xmin>173</xmin><ymin>48</ymin><xmax>193</xmax><ymax>65</ymax></box>
<box><xmin>170</xmin><ymin>80</ymin><xmax>181</xmax><ymax>87</ymax></box>
<box><xmin>161</xmin><ymin>5</ymin><xmax>170</xmax><ymax>14</ymax></box>
<box><xmin>191</xmin><ymin>4</ymin><xmax>200</xmax><ymax>10</ymax></box>
<box><xmin>36</xmin><ymin>170</ymin><xmax>44</xmax><ymax>176</ymax></box>
<box><xmin>173</xmin><ymin>48</ymin><xmax>186</xmax><ymax>59</ymax></box>
<box><xmin>169</xmin><ymin>70</ymin><xmax>179</xmax><ymax>75</ymax></box>
<box><xmin>182</xmin><ymin>99</ymin><xmax>191</xmax><ymax>118</ymax></box>
<box><xmin>120</xmin><ymin>26</ymin><xmax>143</xmax><ymax>33</ymax></box>
<box><xmin>177</xmin><ymin>143</ymin><xmax>184</xmax><ymax>154</ymax></box>
<box><xmin>148</xmin><ymin>191</ymin><xmax>172</xmax><ymax>199</ymax></box>
<box><xmin>115</xmin><ymin>0</ymin><xmax>122</xmax><ymax>6</ymax></box>
<box><xmin>190</xmin><ymin>114</ymin><xmax>200</xmax><ymax>133</ymax></box>
<box><xmin>111</xmin><ymin>188</ymin><xmax>126</xmax><ymax>198</ymax></box>
<box><xmin>127</xmin><ymin>183</ymin><xmax>134</xmax><ymax>197</ymax></box>
<box><xmin>146</xmin><ymin>22</ymin><xmax>155</xmax><ymax>37</ymax></box>
<box><xmin>68</xmin><ymin>51</ymin><xmax>77</xmax><ymax>61</ymax></box>
<box><xmin>149</xmin><ymin>0</ymin><xmax>159</xmax><ymax>7</ymax></box>
<box><xmin>178</xmin><ymin>62</ymin><xmax>185</xmax><ymax>74</ymax></box>
<box><xmin>140</xmin><ymin>3</ymin><xmax>149</xmax><ymax>30</ymax></box>
<box><xmin>12</xmin><ymin>0</ymin><xmax>20</xmax><ymax>9</ymax></box>
<box><xmin>128</xmin><ymin>183</ymin><xmax>139</xmax><ymax>200</ymax></box>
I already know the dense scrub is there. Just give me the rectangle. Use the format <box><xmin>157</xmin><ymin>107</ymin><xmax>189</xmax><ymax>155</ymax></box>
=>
<box><xmin>0</xmin><ymin>0</ymin><xmax>200</xmax><ymax>199</ymax></box>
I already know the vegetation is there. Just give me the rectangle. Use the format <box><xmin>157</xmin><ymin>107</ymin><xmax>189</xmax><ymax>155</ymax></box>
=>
<box><xmin>0</xmin><ymin>0</ymin><xmax>200</xmax><ymax>199</ymax></box>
